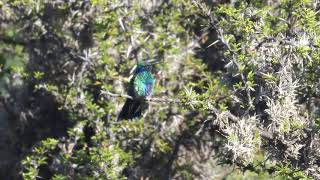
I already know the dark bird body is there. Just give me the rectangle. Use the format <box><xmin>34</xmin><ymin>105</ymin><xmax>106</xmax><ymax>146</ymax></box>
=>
<box><xmin>118</xmin><ymin>61</ymin><xmax>156</xmax><ymax>120</ymax></box>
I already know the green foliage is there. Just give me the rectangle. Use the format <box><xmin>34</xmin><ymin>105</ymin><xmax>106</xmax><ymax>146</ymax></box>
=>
<box><xmin>1</xmin><ymin>0</ymin><xmax>319</xmax><ymax>179</ymax></box>
<box><xmin>274</xmin><ymin>162</ymin><xmax>312</xmax><ymax>180</ymax></box>
<box><xmin>316</xmin><ymin>118</ymin><xmax>320</xmax><ymax>130</ymax></box>
<box><xmin>226</xmin><ymin>153</ymin><xmax>311</xmax><ymax>180</ymax></box>
<box><xmin>22</xmin><ymin>138</ymin><xmax>58</xmax><ymax>180</ymax></box>
<box><xmin>0</xmin><ymin>42</ymin><xmax>27</xmax><ymax>97</ymax></box>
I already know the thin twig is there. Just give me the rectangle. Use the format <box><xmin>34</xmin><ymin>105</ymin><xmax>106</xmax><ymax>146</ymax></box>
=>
<box><xmin>100</xmin><ymin>90</ymin><xmax>181</xmax><ymax>103</ymax></box>
<box><xmin>100</xmin><ymin>90</ymin><xmax>133</xmax><ymax>99</ymax></box>
<box><xmin>100</xmin><ymin>90</ymin><xmax>273</xmax><ymax>139</ymax></box>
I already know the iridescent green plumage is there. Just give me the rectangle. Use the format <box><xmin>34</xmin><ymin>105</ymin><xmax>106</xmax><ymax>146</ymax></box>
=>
<box><xmin>118</xmin><ymin>60</ymin><xmax>157</xmax><ymax>120</ymax></box>
<box><xmin>133</xmin><ymin>71</ymin><xmax>155</xmax><ymax>97</ymax></box>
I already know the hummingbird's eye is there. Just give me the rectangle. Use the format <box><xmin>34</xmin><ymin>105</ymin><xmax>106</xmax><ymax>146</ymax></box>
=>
<box><xmin>146</xmin><ymin>66</ymin><xmax>152</xmax><ymax>71</ymax></box>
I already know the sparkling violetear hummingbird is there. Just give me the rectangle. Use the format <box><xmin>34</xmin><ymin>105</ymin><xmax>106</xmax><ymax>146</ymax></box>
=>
<box><xmin>118</xmin><ymin>59</ymin><xmax>159</xmax><ymax>120</ymax></box>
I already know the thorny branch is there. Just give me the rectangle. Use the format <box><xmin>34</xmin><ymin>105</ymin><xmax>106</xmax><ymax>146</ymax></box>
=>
<box><xmin>100</xmin><ymin>90</ymin><xmax>274</xmax><ymax>140</ymax></box>
<box><xmin>192</xmin><ymin>0</ymin><xmax>254</xmax><ymax>110</ymax></box>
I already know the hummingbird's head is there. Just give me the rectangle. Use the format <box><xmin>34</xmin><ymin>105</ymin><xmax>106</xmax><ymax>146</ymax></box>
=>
<box><xmin>135</xmin><ymin>59</ymin><xmax>160</xmax><ymax>73</ymax></box>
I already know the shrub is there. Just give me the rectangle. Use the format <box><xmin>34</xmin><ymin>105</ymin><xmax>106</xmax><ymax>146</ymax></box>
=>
<box><xmin>0</xmin><ymin>0</ymin><xmax>319</xmax><ymax>179</ymax></box>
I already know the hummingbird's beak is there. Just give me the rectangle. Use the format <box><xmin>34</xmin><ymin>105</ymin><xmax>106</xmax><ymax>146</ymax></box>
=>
<box><xmin>145</xmin><ymin>59</ymin><xmax>160</xmax><ymax>66</ymax></box>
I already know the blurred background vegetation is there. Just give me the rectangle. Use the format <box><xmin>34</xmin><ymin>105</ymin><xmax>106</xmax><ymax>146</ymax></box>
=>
<box><xmin>0</xmin><ymin>0</ymin><xmax>319</xmax><ymax>179</ymax></box>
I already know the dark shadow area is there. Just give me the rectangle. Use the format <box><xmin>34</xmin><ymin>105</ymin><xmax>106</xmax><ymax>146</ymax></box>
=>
<box><xmin>0</xmin><ymin>66</ymin><xmax>76</xmax><ymax>178</ymax></box>
<box><xmin>0</xmin><ymin>89</ymin><xmax>73</xmax><ymax>180</ymax></box>
<box><xmin>124</xmin><ymin>115</ymin><xmax>226</xmax><ymax>180</ymax></box>
<box><xmin>0</xmin><ymin>2</ymin><xmax>93</xmax><ymax>179</ymax></box>
<box><xmin>194</xmin><ymin>26</ymin><xmax>227</xmax><ymax>73</ymax></box>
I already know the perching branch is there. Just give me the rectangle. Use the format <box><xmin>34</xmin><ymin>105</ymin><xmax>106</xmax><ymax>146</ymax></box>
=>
<box><xmin>100</xmin><ymin>90</ymin><xmax>181</xmax><ymax>103</ymax></box>
<box><xmin>100</xmin><ymin>90</ymin><xmax>274</xmax><ymax>140</ymax></box>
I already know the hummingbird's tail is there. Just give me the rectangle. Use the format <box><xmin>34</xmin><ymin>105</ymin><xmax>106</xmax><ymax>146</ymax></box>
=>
<box><xmin>118</xmin><ymin>98</ymin><xmax>147</xmax><ymax>120</ymax></box>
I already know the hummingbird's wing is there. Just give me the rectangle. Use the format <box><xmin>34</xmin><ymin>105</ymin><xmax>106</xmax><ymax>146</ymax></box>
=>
<box><xmin>118</xmin><ymin>69</ymin><xmax>153</xmax><ymax>120</ymax></box>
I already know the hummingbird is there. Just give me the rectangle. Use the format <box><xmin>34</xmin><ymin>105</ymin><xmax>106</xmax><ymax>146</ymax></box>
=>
<box><xmin>118</xmin><ymin>59</ymin><xmax>159</xmax><ymax>120</ymax></box>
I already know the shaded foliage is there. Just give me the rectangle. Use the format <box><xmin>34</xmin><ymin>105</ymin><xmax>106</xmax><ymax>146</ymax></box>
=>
<box><xmin>0</xmin><ymin>0</ymin><xmax>319</xmax><ymax>179</ymax></box>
